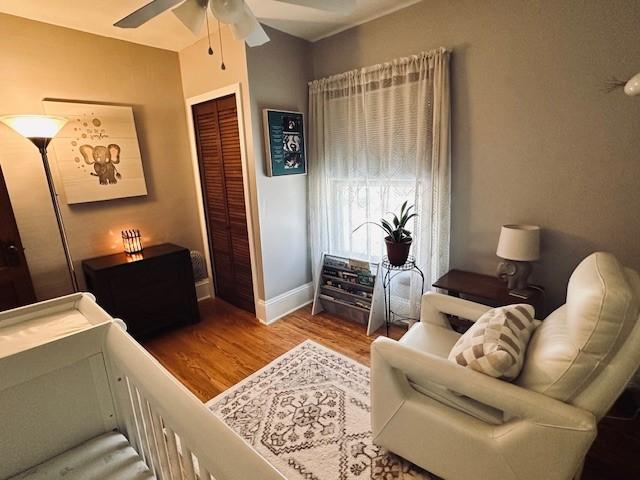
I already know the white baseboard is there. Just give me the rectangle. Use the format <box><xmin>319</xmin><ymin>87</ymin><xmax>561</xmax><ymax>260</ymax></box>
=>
<box><xmin>256</xmin><ymin>282</ymin><xmax>314</xmax><ymax>325</ymax></box>
<box><xmin>195</xmin><ymin>279</ymin><xmax>212</xmax><ymax>302</ymax></box>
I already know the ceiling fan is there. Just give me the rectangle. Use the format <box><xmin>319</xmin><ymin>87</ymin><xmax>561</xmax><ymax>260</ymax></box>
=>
<box><xmin>114</xmin><ymin>0</ymin><xmax>357</xmax><ymax>47</ymax></box>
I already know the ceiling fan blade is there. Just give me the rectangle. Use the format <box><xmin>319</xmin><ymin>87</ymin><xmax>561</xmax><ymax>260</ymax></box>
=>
<box><xmin>229</xmin><ymin>3</ymin><xmax>270</xmax><ymax>47</ymax></box>
<box><xmin>114</xmin><ymin>0</ymin><xmax>184</xmax><ymax>28</ymax></box>
<box><xmin>172</xmin><ymin>0</ymin><xmax>207</xmax><ymax>35</ymax></box>
<box><xmin>240</xmin><ymin>23</ymin><xmax>270</xmax><ymax>47</ymax></box>
<box><xmin>274</xmin><ymin>0</ymin><xmax>356</xmax><ymax>13</ymax></box>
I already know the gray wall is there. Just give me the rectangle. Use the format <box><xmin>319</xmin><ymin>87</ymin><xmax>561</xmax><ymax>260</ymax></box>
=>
<box><xmin>245</xmin><ymin>26</ymin><xmax>313</xmax><ymax>299</ymax></box>
<box><xmin>311</xmin><ymin>0</ymin><xmax>640</xmax><ymax>312</ymax></box>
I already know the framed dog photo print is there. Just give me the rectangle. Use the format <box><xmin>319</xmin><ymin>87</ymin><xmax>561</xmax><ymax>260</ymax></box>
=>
<box><xmin>263</xmin><ymin>109</ymin><xmax>306</xmax><ymax>176</ymax></box>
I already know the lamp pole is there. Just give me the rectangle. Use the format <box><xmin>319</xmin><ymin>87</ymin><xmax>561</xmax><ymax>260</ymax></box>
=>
<box><xmin>30</xmin><ymin>137</ymin><xmax>79</xmax><ymax>292</ymax></box>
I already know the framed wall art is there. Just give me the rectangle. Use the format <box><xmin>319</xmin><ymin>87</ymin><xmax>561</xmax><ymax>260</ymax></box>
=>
<box><xmin>43</xmin><ymin>100</ymin><xmax>148</xmax><ymax>204</ymax></box>
<box><xmin>262</xmin><ymin>109</ymin><xmax>306</xmax><ymax>177</ymax></box>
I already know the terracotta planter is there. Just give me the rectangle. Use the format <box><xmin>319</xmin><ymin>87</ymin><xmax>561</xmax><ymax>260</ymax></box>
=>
<box><xmin>385</xmin><ymin>237</ymin><xmax>412</xmax><ymax>266</ymax></box>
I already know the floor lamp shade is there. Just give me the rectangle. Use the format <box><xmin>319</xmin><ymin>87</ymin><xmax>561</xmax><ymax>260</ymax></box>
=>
<box><xmin>0</xmin><ymin>115</ymin><xmax>68</xmax><ymax>139</ymax></box>
<box><xmin>496</xmin><ymin>225</ymin><xmax>540</xmax><ymax>261</ymax></box>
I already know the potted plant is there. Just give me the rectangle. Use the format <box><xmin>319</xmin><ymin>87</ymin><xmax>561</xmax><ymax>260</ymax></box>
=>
<box><xmin>354</xmin><ymin>201</ymin><xmax>417</xmax><ymax>266</ymax></box>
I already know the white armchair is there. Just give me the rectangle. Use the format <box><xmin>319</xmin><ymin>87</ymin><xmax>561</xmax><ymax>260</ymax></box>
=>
<box><xmin>371</xmin><ymin>252</ymin><xmax>640</xmax><ymax>480</ymax></box>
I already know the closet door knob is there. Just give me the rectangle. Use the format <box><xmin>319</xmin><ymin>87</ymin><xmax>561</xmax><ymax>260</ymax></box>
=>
<box><xmin>4</xmin><ymin>242</ymin><xmax>21</xmax><ymax>266</ymax></box>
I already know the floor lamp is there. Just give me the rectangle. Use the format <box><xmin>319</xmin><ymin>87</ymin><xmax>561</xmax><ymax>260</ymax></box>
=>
<box><xmin>0</xmin><ymin>115</ymin><xmax>79</xmax><ymax>292</ymax></box>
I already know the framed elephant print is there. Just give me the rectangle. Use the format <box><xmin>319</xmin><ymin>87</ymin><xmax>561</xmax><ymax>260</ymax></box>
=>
<box><xmin>43</xmin><ymin>101</ymin><xmax>147</xmax><ymax>204</ymax></box>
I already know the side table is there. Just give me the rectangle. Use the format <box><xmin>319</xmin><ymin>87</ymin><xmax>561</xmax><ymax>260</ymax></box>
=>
<box><xmin>432</xmin><ymin>269</ymin><xmax>544</xmax><ymax>332</ymax></box>
<box><xmin>382</xmin><ymin>256</ymin><xmax>425</xmax><ymax>335</ymax></box>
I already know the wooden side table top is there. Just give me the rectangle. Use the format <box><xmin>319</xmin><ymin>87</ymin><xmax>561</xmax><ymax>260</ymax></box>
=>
<box><xmin>432</xmin><ymin>269</ymin><xmax>544</xmax><ymax>309</ymax></box>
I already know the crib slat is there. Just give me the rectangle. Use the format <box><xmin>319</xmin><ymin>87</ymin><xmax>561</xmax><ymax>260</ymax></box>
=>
<box><xmin>200</xmin><ymin>466</ymin><xmax>212</xmax><ymax>480</ymax></box>
<box><xmin>130</xmin><ymin>385</ymin><xmax>156</xmax><ymax>475</ymax></box>
<box><xmin>182</xmin><ymin>446</ymin><xmax>198</xmax><ymax>480</ymax></box>
<box><xmin>164</xmin><ymin>426</ymin><xmax>183</xmax><ymax>479</ymax></box>
<box><xmin>150</xmin><ymin>408</ymin><xmax>173</xmax><ymax>478</ymax></box>
<box><xmin>122</xmin><ymin>376</ymin><xmax>144</xmax><ymax>458</ymax></box>
<box><xmin>141</xmin><ymin>396</ymin><xmax>165</xmax><ymax>479</ymax></box>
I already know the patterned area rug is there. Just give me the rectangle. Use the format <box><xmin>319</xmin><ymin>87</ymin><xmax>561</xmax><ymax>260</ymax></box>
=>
<box><xmin>207</xmin><ymin>340</ymin><xmax>437</xmax><ymax>480</ymax></box>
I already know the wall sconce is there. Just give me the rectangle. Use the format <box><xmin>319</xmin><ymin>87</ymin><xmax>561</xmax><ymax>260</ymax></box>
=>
<box><xmin>605</xmin><ymin>72</ymin><xmax>640</xmax><ymax>96</ymax></box>
<box><xmin>625</xmin><ymin>73</ymin><xmax>640</xmax><ymax>96</ymax></box>
<box><xmin>122</xmin><ymin>229</ymin><xmax>143</xmax><ymax>254</ymax></box>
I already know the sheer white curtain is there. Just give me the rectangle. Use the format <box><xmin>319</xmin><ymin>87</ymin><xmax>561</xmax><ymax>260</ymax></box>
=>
<box><xmin>308</xmin><ymin>48</ymin><xmax>451</xmax><ymax>316</ymax></box>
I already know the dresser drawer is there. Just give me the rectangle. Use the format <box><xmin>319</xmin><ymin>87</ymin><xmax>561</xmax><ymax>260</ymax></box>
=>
<box><xmin>82</xmin><ymin>244</ymin><xmax>199</xmax><ymax>340</ymax></box>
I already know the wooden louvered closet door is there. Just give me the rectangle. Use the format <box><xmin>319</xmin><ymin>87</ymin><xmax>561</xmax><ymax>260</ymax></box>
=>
<box><xmin>193</xmin><ymin>95</ymin><xmax>255</xmax><ymax>313</ymax></box>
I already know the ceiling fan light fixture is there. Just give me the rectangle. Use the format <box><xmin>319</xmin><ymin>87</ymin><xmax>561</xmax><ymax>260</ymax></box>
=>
<box><xmin>172</xmin><ymin>0</ymin><xmax>208</xmax><ymax>35</ymax></box>
<box><xmin>209</xmin><ymin>0</ymin><xmax>244</xmax><ymax>24</ymax></box>
<box><xmin>229</xmin><ymin>3</ymin><xmax>269</xmax><ymax>46</ymax></box>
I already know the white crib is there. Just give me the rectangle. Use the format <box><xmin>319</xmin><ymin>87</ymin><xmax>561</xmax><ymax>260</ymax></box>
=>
<box><xmin>0</xmin><ymin>293</ymin><xmax>284</xmax><ymax>480</ymax></box>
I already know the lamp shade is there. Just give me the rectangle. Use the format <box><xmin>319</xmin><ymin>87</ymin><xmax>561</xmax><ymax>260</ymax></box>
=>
<box><xmin>496</xmin><ymin>224</ymin><xmax>540</xmax><ymax>261</ymax></box>
<box><xmin>0</xmin><ymin>115</ymin><xmax>67</xmax><ymax>139</ymax></box>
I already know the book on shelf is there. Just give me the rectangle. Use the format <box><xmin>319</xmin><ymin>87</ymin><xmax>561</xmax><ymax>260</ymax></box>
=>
<box><xmin>313</xmin><ymin>253</ymin><xmax>385</xmax><ymax>335</ymax></box>
<box><xmin>322</xmin><ymin>282</ymin><xmax>372</xmax><ymax>299</ymax></box>
<box><xmin>318</xmin><ymin>293</ymin><xmax>370</xmax><ymax>311</ymax></box>
<box><xmin>321</xmin><ymin>256</ymin><xmax>376</xmax><ymax>289</ymax></box>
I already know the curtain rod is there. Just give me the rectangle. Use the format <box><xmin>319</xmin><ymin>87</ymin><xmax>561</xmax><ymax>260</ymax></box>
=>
<box><xmin>308</xmin><ymin>46</ymin><xmax>449</xmax><ymax>87</ymax></box>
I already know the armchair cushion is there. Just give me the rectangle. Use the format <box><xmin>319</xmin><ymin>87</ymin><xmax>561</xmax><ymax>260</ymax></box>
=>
<box><xmin>518</xmin><ymin>252</ymin><xmax>640</xmax><ymax>401</ymax></box>
<box><xmin>448</xmin><ymin>304</ymin><xmax>538</xmax><ymax>380</ymax></box>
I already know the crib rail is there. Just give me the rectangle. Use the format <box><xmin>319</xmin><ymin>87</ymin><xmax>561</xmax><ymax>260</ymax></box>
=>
<box><xmin>104</xmin><ymin>324</ymin><xmax>284</xmax><ymax>480</ymax></box>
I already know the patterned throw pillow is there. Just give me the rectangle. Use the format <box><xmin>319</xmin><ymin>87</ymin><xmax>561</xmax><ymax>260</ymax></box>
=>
<box><xmin>448</xmin><ymin>304</ymin><xmax>539</xmax><ymax>381</ymax></box>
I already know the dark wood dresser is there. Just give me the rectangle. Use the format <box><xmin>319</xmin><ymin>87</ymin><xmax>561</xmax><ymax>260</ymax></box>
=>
<box><xmin>82</xmin><ymin>243</ymin><xmax>199</xmax><ymax>340</ymax></box>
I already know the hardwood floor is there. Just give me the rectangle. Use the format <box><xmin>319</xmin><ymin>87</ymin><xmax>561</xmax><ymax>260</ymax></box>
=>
<box><xmin>144</xmin><ymin>298</ymin><xmax>639</xmax><ymax>480</ymax></box>
<box><xmin>144</xmin><ymin>298</ymin><xmax>404</xmax><ymax>402</ymax></box>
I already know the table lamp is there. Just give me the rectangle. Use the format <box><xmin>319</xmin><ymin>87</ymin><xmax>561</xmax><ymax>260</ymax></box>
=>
<box><xmin>496</xmin><ymin>224</ymin><xmax>540</xmax><ymax>290</ymax></box>
<box><xmin>0</xmin><ymin>114</ymin><xmax>78</xmax><ymax>292</ymax></box>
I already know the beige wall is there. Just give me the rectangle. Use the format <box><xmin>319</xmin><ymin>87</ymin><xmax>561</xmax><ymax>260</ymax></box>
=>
<box><xmin>179</xmin><ymin>26</ymin><xmax>249</xmax><ymax>101</ymax></box>
<box><xmin>311</xmin><ymin>0</ymin><xmax>640</xmax><ymax>312</ymax></box>
<box><xmin>0</xmin><ymin>13</ymin><xmax>203</xmax><ymax>300</ymax></box>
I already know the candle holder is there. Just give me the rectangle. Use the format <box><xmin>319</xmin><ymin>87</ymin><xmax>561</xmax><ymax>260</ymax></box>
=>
<box><xmin>122</xmin><ymin>229</ymin><xmax>143</xmax><ymax>255</ymax></box>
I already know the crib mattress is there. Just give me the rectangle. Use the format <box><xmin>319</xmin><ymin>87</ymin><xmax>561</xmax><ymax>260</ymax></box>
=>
<box><xmin>8</xmin><ymin>432</ymin><xmax>155</xmax><ymax>480</ymax></box>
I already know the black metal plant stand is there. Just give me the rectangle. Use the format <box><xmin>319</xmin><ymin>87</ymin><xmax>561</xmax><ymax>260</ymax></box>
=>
<box><xmin>382</xmin><ymin>256</ymin><xmax>425</xmax><ymax>335</ymax></box>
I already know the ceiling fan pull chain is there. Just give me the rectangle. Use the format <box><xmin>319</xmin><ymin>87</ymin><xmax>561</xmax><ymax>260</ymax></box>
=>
<box><xmin>206</xmin><ymin>7</ymin><xmax>214</xmax><ymax>55</ymax></box>
<box><xmin>217</xmin><ymin>19</ymin><xmax>226</xmax><ymax>70</ymax></box>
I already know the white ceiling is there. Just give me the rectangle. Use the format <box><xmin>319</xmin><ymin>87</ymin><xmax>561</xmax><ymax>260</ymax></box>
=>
<box><xmin>0</xmin><ymin>0</ymin><xmax>422</xmax><ymax>51</ymax></box>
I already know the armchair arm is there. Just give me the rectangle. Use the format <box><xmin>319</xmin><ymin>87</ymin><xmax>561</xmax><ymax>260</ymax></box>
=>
<box><xmin>372</xmin><ymin>336</ymin><xmax>595</xmax><ymax>431</ymax></box>
<box><xmin>420</xmin><ymin>292</ymin><xmax>492</xmax><ymax>328</ymax></box>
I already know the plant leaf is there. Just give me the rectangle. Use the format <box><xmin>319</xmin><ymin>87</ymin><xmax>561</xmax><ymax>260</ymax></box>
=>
<box><xmin>380</xmin><ymin>218</ymin><xmax>395</xmax><ymax>236</ymax></box>
<box><xmin>352</xmin><ymin>221</ymin><xmax>389</xmax><ymax>236</ymax></box>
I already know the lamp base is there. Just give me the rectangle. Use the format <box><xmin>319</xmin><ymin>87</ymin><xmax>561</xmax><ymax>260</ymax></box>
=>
<box><xmin>497</xmin><ymin>260</ymin><xmax>532</xmax><ymax>290</ymax></box>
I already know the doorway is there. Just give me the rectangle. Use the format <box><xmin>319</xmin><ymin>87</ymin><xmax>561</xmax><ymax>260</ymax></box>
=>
<box><xmin>0</xmin><ymin>164</ymin><xmax>36</xmax><ymax>311</ymax></box>
<box><xmin>192</xmin><ymin>94</ymin><xmax>255</xmax><ymax>313</ymax></box>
